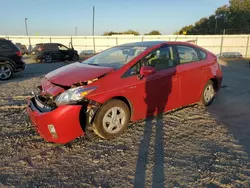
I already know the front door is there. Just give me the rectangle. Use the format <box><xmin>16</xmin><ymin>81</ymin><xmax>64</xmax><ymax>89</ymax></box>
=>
<box><xmin>57</xmin><ymin>44</ymin><xmax>70</xmax><ymax>60</ymax></box>
<box><xmin>121</xmin><ymin>45</ymin><xmax>179</xmax><ymax>121</ymax></box>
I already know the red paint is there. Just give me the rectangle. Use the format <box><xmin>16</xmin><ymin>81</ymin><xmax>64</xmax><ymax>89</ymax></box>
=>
<box><xmin>27</xmin><ymin>102</ymin><xmax>84</xmax><ymax>144</ymax></box>
<box><xmin>27</xmin><ymin>41</ymin><xmax>223</xmax><ymax>144</ymax></box>
<box><xmin>140</xmin><ymin>66</ymin><xmax>156</xmax><ymax>76</ymax></box>
<box><xmin>46</xmin><ymin>62</ymin><xmax>114</xmax><ymax>86</ymax></box>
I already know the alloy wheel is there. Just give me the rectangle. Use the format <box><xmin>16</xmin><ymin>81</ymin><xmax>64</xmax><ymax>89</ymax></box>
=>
<box><xmin>0</xmin><ymin>64</ymin><xmax>12</xmax><ymax>80</ymax></box>
<box><xmin>102</xmin><ymin>107</ymin><xmax>126</xmax><ymax>134</ymax></box>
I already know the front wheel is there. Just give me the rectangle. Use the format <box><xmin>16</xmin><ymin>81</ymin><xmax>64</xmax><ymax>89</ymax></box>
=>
<box><xmin>201</xmin><ymin>80</ymin><xmax>215</xmax><ymax>106</ymax></box>
<box><xmin>93</xmin><ymin>99</ymin><xmax>130</xmax><ymax>139</ymax></box>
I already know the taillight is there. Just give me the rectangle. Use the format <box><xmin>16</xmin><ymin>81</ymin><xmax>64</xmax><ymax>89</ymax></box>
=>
<box><xmin>38</xmin><ymin>47</ymin><xmax>44</xmax><ymax>51</ymax></box>
<box><xmin>16</xmin><ymin>51</ymin><xmax>22</xmax><ymax>56</ymax></box>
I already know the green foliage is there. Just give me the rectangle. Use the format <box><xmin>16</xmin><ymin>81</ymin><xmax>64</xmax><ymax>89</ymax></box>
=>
<box><xmin>175</xmin><ymin>0</ymin><xmax>250</xmax><ymax>35</ymax></box>
<box><xmin>145</xmin><ymin>30</ymin><xmax>162</xmax><ymax>35</ymax></box>
<box><xmin>103</xmin><ymin>30</ymin><xmax>140</xmax><ymax>36</ymax></box>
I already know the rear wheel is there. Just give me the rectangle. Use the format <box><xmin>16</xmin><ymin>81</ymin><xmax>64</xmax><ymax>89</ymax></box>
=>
<box><xmin>0</xmin><ymin>63</ymin><xmax>13</xmax><ymax>80</ymax></box>
<box><xmin>201</xmin><ymin>80</ymin><xmax>215</xmax><ymax>106</ymax></box>
<box><xmin>93</xmin><ymin>99</ymin><xmax>130</xmax><ymax>139</ymax></box>
<box><xmin>43</xmin><ymin>54</ymin><xmax>53</xmax><ymax>63</ymax></box>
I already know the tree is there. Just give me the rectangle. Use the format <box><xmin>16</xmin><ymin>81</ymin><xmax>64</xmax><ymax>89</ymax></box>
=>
<box><xmin>229</xmin><ymin>0</ymin><xmax>250</xmax><ymax>33</ymax></box>
<box><xmin>103</xmin><ymin>30</ymin><xmax>140</xmax><ymax>36</ymax></box>
<box><xmin>176</xmin><ymin>1</ymin><xmax>250</xmax><ymax>35</ymax></box>
<box><xmin>145</xmin><ymin>30</ymin><xmax>161</xmax><ymax>35</ymax></box>
<box><xmin>123</xmin><ymin>30</ymin><xmax>140</xmax><ymax>35</ymax></box>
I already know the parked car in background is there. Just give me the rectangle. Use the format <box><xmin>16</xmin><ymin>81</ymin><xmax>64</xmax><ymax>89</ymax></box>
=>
<box><xmin>0</xmin><ymin>38</ymin><xmax>25</xmax><ymax>80</ymax></box>
<box><xmin>27</xmin><ymin>41</ymin><xmax>222</xmax><ymax>144</ymax></box>
<box><xmin>79</xmin><ymin>50</ymin><xmax>96</xmax><ymax>60</ymax></box>
<box><xmin>217</xmin><ymin>52</ymin><xmax>243</xmax><ymax>59</ymax></box>
<box><xmin>31</xmin><ymin>43</ymin><xmax>79</xmax><ymax>63</ymax></box>
<box><xmin>15</xmin><ymin>43</ymin><xmax>29</xmax><ymax>55</ymax></box>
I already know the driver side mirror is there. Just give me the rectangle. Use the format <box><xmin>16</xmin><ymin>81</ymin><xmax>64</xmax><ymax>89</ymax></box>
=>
<box><xmin>138</xmin><ymin>66</ymin><xmax>156</xmax><ymax>80</ymax></box>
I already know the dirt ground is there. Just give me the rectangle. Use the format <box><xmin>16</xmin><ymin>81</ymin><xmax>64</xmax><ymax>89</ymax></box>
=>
<box><xmin>0</xmin><ymin>58</ymin><xmax>249</xmax><ymax>188</ymax></box>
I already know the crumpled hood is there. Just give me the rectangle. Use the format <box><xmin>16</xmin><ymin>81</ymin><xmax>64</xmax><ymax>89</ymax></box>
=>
<box><xmin>45</xmin><ymin>62</ymin><xmax>114</xmax><ymax>86</ymax></box>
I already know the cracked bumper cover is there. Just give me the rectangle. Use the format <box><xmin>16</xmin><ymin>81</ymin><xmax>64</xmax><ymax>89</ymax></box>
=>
<box><xmin>27</xmin><ymin>96</ymin><xmax>100</xmax><ymax>144</ymax></box>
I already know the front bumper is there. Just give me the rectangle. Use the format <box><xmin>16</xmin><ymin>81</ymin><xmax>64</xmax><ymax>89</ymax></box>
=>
<box><xmin>27</xmin><ymin>97</ymin><xmax>85</xmax><ymax>144</ymax></box>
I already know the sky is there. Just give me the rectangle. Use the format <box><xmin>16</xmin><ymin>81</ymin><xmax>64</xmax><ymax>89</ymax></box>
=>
<box><xmin>0</xmin><ymin>0</ymin><xmax>229</xmax><ymax>36</ymax></box>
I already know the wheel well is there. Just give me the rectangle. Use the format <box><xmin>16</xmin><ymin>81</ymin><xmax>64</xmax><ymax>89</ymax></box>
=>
<box><xmin>0</xmin><ymin>61</ymin><xmax>15</xmax><ymax>71</ymax></box>
<box><xmin>86</xmin><ymin>96</ymin><xmax>133</xmax><ymax>130</ymax></box>
<box><xmin>210</xmin><ymin>78</ymin><xmax>218</xmax><ymax>91</ymax></box>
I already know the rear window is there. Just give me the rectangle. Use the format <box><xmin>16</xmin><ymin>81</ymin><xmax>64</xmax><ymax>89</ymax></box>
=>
<box><xmin>0</xmin><ymin>41</ymin><xmax>19</xmax><ymax>51</ymax></box>
<box><xmin>32</xmin><ymin>44</ymin><xmax>44</xmax><ymax>51</ymax></box>
<box><xmin>0</xmin><ymin>42</ymin><xmax>12</xmax><ymax>51</ymax></box>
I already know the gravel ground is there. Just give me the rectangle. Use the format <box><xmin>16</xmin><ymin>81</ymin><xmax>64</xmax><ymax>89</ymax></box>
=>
<box><xmin>0</xmin><ymin>58</ymin><xmax>249</xmax><ymax>187</ymax></box>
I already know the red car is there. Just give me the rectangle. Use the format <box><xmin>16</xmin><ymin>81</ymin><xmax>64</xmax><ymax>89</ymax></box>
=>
<box><xmin>27</xmin><ymin>41</ymin><xmax>222</xmax><ymax>144</ymax></box>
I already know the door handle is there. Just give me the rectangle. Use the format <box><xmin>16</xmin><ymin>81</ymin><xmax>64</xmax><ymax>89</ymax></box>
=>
<box><xmin>129</xmin><ymin>86</ymin><xmax>136</xmax><ymax>89</ymax></box>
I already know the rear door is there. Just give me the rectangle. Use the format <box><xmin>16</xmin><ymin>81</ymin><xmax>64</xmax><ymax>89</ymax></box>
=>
<box><xmin>176</xmin><ymin>45</ymin><xmax>208</xmax><ymax>106</ymax></box>
<box><xmin>46</xmin><ymin>44</ymin><xmax>61</xmax><ymax>60</ymax></box>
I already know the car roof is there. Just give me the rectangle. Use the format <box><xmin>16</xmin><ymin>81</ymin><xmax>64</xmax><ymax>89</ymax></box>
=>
<box><xmin>36</xmin><ymin>43</ymin><xmax>62</xmax><ymax>45</ymax></box>
<box><xmin>118</xmin><ymin>41</ymin><xmax>167</xmax><ymax>47</ymax></box>
<box><xmin>118</xmin><ymin>41</ymin><xmax>196</xmax><ymax>48</ymax></box>
<box><xmin>0</xmin><ymin>38</ymin><xmax>8</xmax><ymax>41</ymax></box>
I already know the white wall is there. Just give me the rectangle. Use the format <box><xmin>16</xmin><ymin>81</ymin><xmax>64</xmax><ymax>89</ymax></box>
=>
<box><xmin>1</xmin><ymin>35</ymin><xmax>249</xmax><ymax>57</ymax></box>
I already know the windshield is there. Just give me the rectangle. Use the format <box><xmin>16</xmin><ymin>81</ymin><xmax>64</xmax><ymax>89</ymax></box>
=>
<box><xmin>81</xmin><ymin>46</ymin><xmax>148</xmax><ymax>69</ymax></box>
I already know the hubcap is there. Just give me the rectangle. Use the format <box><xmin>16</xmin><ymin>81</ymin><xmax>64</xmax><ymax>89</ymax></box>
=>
<box><xmin>44</xmin><ymin>55</ymin><xmax>52</xmax><ymax>63</ymax></box>
<box><xmin>0</xmin><ymin>65</ymin><xmax>11</xmax><ymax>79</ymax></box>
<box><xmin>103</xmin><ymin>107</ymin><xmax>126</xmax><ymax>134</ymax></box>
<box><xmin>204</xmin><ymin>84</ymin><xmax>215</xmax><ymax>103</ymax></box>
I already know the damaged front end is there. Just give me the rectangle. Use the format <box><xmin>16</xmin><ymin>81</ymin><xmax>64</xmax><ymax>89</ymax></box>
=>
<box><xmin>27</xmin><ymin>77</ymin><xmax>102</xmax><ymax>143</ymax></box>
<box><xmin>35</xmin><ymin>77</ymin><xmax>102</xmax><ymax>128</ymax></box>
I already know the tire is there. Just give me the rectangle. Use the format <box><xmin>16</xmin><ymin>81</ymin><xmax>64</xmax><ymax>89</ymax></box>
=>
<box><xmin>93</xmin><ymin>99</ymin><xmax>130</xmax><ymax>139</ymax></box>
<box><xmin>43</xmin><ymin>54</ymin><xmax>53</xmax><ymax>63</ymax></box>
<box><xmin>71</xmin><ymin>54</ymin><xmax>79</xmax><ymax>61</ymax></box>
<box><xmin>0</xmin><ymin>63</ymin><xmax>13</xmax><ymax>80</ymax></box>
<box><xmin>201</xmin><ymin>80</ymin><xmax>216</xmax><ymax>106</ymax></box>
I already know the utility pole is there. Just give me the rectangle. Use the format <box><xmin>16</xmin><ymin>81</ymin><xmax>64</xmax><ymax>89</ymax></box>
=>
<box><xmin>215</xmin><ymin>16</ymin><xmax>218</xmax><ymax>34</ymax></box>
<box><xmin>25</xmin><ymin>18</ymin><xmax>31</xmax><ymax>53</ymax></box>
<box><xmin>92</xmin><ymin>6</ymin><xmax>95</xmax><ymax>36</ymax></box>
<box><xmin>75</xmin><ymin>27</ymin><xmax>77</xmax><ymax>36</ymax></box>
<box><xmin>92</xmin><ymin>6</ymin><xmax>96</xmax><ymax>53</ymax></box>
<box><xmin>25</xmin><ymin>18</ymin><xmax>28</xmax><ymax>36</ymax></box>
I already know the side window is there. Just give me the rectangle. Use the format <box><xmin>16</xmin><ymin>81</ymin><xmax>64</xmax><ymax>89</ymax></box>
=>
<box><xmin>123</xmin><ymin>45</ymin><xmax>176</xmax><ymax>77</ymax></box>
<box><xmin>58</xmin><ymin>44</ymin><xmax>68</xmax><ymax>51</ymax></box>
<box><xmin>0</xmin><ymin>42</ymin><xmax>11</xmax><ymax>51</ymax></box>
<box><xmin>177</xmin><ymin>46</ymin><xmax>199</xmax><ymax>64</ymax></box>
<box><xmin>197</xmin><ymin>49</ymin><xmax>207</xmax><ymax>60</ymax></box>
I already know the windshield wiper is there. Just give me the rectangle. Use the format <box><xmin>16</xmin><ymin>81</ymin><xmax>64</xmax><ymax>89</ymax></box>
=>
<box><xmin>86</xmin><ymin>63</ymin><xmax>99</xmax><ymax>66</ymax></box>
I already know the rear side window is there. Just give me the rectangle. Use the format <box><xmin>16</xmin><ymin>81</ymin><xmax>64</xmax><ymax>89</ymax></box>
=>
<box><xmin>45</xmin><ymin>44</ymin><xmax>58</xmax><ymax>50</ymax></box>
<box><xmin>197</xmin><ymin>49</ymin><xmax>207</xmax><ymax>60</ymax></box>
<box><xmin>177</xmin><ymin>45</ymin><xmax>199</xmax><ymax>64</ymax></box>
<box><xmin>0</xmin><ymin>42</ymin><xmax>12</xmax><ymax>51</ymax></box>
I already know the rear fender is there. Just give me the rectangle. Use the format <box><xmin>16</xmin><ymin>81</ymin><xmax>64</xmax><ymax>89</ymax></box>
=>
<box><xmin>0</xmin><ymin>58</ymin><xmax>15</xmax><ymax>71</ymax></box>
